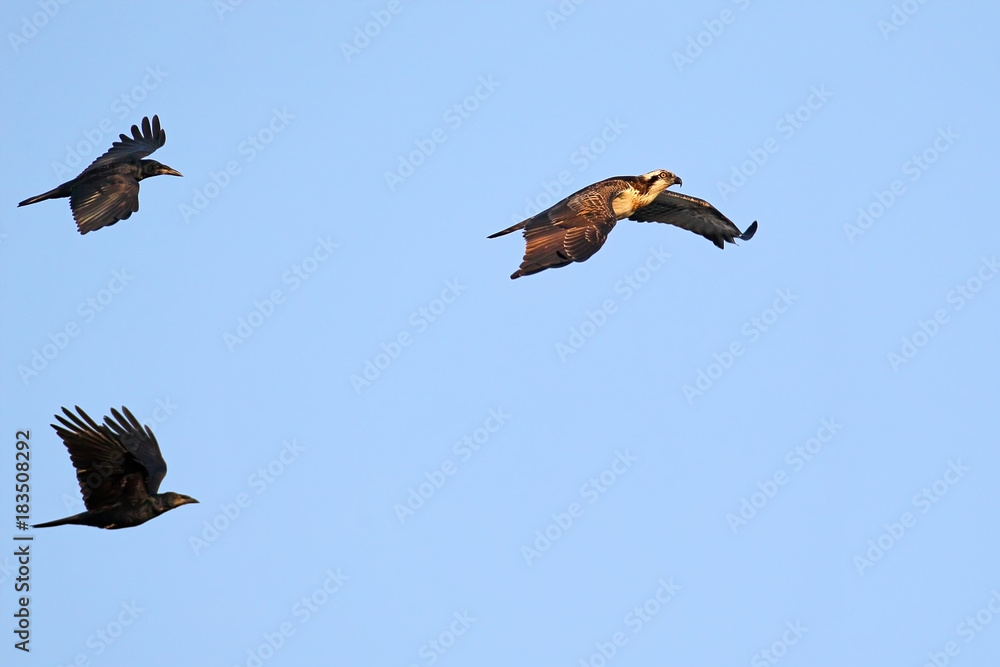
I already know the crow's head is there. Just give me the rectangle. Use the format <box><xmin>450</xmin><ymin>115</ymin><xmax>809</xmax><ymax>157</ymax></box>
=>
<box><xmin>158</xmin><ymin>492</ymin><xmax>199</xmax><ymax>512</ymax></box>
<box><xmin>140</xmin><ymin>160</ymin><xmax>183</xmax><ymax>179</ymax></box>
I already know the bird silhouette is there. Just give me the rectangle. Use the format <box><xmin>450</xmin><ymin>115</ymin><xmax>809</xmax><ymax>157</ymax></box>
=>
<box><xmin>489</xmin><ymin>170</ymin><xmax>757</xmax><ymax>279</ymax></box>
<box><xmin>34</xmin><ymin>406</ymin><xmax>197</xmax><ymax>529</ymax></box>
<box><xmin>18</xmin><ymin>115</ymin><xmax>182</xmax><ymax>234</ymax></box>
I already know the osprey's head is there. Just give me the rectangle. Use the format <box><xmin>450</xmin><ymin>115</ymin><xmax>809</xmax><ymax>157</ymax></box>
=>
<box><xmin>639</xmin><ymin>169</ymin><xmax>682</xmax><ymax>196</ymax></box>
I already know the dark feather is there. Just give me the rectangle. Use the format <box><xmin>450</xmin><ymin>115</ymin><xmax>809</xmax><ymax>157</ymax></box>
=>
<box><xmin>629</xmin><ymin>190</ymin><xmax>756</xmax><ymax>249</ymax></box>
<box><xmin>82</xmin><ymin>115</ymin><xmax>166</xmax><ymax>174</ymax></box>
<box><xmin>50</xmin><ymin>406</ymin><xmax>162</xmax><ymax>510</ymax></box>
<box><xmin>69</xmin><ymin>173</ymin><xmax>140</xmax><ymax>233</ymax></box>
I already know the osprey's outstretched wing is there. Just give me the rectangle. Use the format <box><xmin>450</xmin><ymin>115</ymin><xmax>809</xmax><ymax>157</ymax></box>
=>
<box><xmin>507</xmin><ymin>178</ymin><xmax>628</xmax><ymax>279</ymax></box>
<box><xmin>629</xmin><ymin>190</ymin><xmax>757</xmax><ymax>249</ymax></box>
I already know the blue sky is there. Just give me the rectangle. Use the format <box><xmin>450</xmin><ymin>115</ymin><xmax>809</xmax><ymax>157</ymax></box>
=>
<box><xmin>2</xmin><ymin>2</ymin><xmax>999</xmax><ymax>665</ymax></box>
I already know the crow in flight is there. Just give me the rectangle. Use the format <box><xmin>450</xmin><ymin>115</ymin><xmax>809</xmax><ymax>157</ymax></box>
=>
<box><xmin>34</xmin><ymin>406</ymin><xmax>198</xmax><ymax>529</ymax></box>
<box><xmin>18</xmin><ymin>115</ymin><xmax>181</xmax><ymax>234</ymax></box>
<box><xmin>489</xmin><ymin>170</ymin><xmax>757</xmax><ymax>279</ymax></box>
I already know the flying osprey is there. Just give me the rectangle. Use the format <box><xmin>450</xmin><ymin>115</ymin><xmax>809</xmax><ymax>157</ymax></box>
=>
<box><xmin>17</xmin><ymin>115</ymin><xmax>182</xmax><ymax>234</ymax></box>
<box><xmin>488</xmin><ymin>170</ymin><xmax>757</xmax><ymax>279</ymax></box>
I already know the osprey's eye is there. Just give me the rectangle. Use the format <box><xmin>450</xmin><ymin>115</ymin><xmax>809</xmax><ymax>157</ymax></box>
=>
<box><xmin>660</xmin><ymin>171</ymin><xmax>669</xmax><ymax>180</ymax></box>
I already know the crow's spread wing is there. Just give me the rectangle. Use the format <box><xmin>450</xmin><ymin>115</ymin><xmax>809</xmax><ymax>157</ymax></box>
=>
<box><xmin>51</xmin><ymin>406</ymin><xmax>164</xmax><ymax>509</ymax></box>
<box><xmin>69</xmin><ymin>172</ymin><xmax>141</xmax><ymax>234</ymax></box>
<box><xmin>81</xmin><ymin>115</ymin><xmax>166</xmax><ymax>174</ymax></box>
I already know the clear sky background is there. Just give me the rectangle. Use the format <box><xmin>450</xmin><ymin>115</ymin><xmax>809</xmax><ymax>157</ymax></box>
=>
<box><xmin>2</xmin><ymin>2</ymin><xmax>999</xmax><ymax>665</ymax></box>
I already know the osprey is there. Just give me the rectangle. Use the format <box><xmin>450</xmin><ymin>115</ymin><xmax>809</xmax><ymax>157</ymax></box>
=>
<box><xmin>33</xmin><ymin>406</ymin><xmax>198</xmax><ymax>530</ymax></box>
<box><xmin>17</xmin><ymin>115</ymin><xmax>182</xmax><ymax>234</ymax></box>
<box><xmin>488</xmin><ymin>170</ymin><xmax>757</xmax><ymax>279</ymax></box>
